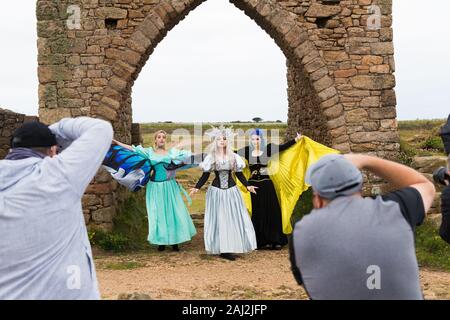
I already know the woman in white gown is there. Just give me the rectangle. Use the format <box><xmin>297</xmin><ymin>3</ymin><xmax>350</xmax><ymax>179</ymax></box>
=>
<box><xmin>190</xmin><ymin>126</ymin><xmax>258</xmax><ymax>261</ymax></box>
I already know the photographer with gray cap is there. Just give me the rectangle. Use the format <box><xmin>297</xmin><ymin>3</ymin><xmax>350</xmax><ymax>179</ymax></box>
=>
<box><xmin>0</xmin><ymin>117</ymin><xmax>113</xmax><ymax>299</ymax></box>
<box><xmin>289</xmin><ymin>153</ymin><xmax>435</xmax><ymax>300</ymax></box>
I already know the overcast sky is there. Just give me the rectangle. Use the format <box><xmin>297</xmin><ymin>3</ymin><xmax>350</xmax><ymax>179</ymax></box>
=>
<box><xmin>0</xmin><ymin>0</ymin><xmax>448</xmax><ymax>122</ymax></box>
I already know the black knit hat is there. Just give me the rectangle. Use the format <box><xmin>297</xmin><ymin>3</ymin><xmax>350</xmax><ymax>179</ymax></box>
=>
<box><xmin>11</xmin><ymin>121</ymin><xmax>57</xmax><ymax>148</ymax></box>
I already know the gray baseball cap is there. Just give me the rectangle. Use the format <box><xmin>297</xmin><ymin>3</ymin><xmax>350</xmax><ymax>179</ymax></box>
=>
<box><xmin>305</xmin><ymin>154</ymin><xmax>363</xmax><ymax>200</ymax></box>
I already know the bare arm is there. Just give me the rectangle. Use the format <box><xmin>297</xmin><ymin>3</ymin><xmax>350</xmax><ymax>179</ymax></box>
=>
<box><xmin>344</xmin><ymin>154</ymin><xmax>436</xmax><ymax>214</ymax></box>
<box><xmin>112</xmin><ymin>139</ymin><xmax>134</xmax><ymax>151</ymax></box>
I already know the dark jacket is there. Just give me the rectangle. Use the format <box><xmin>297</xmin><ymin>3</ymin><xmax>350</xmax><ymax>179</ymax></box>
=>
<box><xmin>440</xmin><ymin>185</ymin><xmax>450</xmax><ymax>244</ymax></box>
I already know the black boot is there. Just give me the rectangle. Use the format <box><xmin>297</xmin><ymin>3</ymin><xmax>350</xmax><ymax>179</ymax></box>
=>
<box><xmin>219</xmin><ymin>253</ymin><xmax>236</xmax><ymax>261</ymax></box>
<box><xmin>172</xmin><ymin>244</ymin><xmax>180</xmax><ymax>252</ymax></box>
<box><xmin>158</xmin><ymin>245</ymin><xmax>166</xmax><ymax>252</ymax></box>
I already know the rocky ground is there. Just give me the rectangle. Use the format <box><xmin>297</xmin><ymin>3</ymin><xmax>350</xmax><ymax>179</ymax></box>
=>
<box><xmin>94</xmin><ymin>227</ymin><xmax>450</xmax><ymax>300</ymax></box>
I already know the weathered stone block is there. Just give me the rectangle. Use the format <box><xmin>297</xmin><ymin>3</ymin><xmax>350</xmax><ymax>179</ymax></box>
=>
<box><xmin>313</xmin><ymin>76</ymin><xmax>334</xmax><ymax>92</ymax></box>
<box><xmin>323</xmin><ymin>104</ymin><xmax>344</xmax><ymax>119</ymax></box>
<box><xmin>411</xmin><ymin>156</ymin><xmax>448</xmax><ymax>174</ymax></box>
<box><xmin>360</xmin><ymin>96</ymin><xmax>380</xmax><ymax>107</ymax></box>
<box><xmin>334</xmin><ymin>69</ymin><xmax>357</xmax><ymax>78</ymax></box>
<box><xmin>368</xmin><ymin>107</ymin><xmax>396</xmax><ymax>119</ymax></box>
<box><xmin>350</xmin><ymin>75</ymin><xmax>395</xmax><ymax>90</ymax></box>
<box><xmin>370</xmin><ymin>64</ymin><xmax>390</xmax><ymax>74</ymax></box>
<box><xmin>82</xmin><ymin>194</ymin><xmax>101</xmax><ymax>207</ymax></box>
<box><xmin>93</xmin><ymin>105</ymin><xmax>118</xmax><ymax>121</ymax></box>
<box><xmin>323</xmin><ymin>51</ymin><xmax>349</xmax><ymax>62</ymax></box>
<box><xmin>381</xmin><ymin>89</ymin><xmax>397</xmax><ymax>106</ymax></box>
<box><xmin>346</xmin><ymin>108</ymin><xmax>369</xmax><ymax>123</ymax></box>
<box><xmin>39</xmin><ymin>107</ymin><xmax>72</xmax><ymax>124</ymax></box>
<box><xmin>91</xmin><ymin>207</ymin><xmax>115</xmax><ymax>223</ymax></box>
<box><xmin>350</xmin><ymin>131</ymin><xmax>398</xmax><ymax>143</ymax></box>
<box><xmin>361</xmin><ymin>55</ymin><xmax>384</xmax><ymax>65</ymax></box>
<box><xmin>370</xmin><ymin>42</ymin><xmax>394</xmax><ymax>55</ymax></box>
<box><xmin>96</xmin><ymin>7</ymin><xmax>128</xmax><ymax>19</ymax></box>
<box><xmin>305</xmin><ymin>4</ymin><xmax>341</xmax><ymax>18</ymax></box>
<box><xmin>38</xmin><ymin>65</ymin><xmax>72</xmax><ymax>83</ymax></box>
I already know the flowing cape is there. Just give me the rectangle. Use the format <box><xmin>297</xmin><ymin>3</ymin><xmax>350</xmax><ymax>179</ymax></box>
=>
<box><xmin>103</xmin><ymin>145</ymin><xmax>198</xmax><ymax>192</ymax></box>
<box><xmin>102</xmin><ymin>145</ymin><xmax>152</xmax><ymax>192</ymax></box>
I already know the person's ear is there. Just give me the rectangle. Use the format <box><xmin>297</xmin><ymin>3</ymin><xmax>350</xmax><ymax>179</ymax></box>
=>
<box><xmin>49</xmin><ymin>145</ymin><xmax>58</xmax><ymax>158</ymax></box>
<box><xmin>312</xmin><ymin>193</ymin><xmax>322</xmax><ymax>209</ymax></box>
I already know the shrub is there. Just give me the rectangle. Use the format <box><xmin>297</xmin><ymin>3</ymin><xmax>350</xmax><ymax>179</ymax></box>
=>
<box><xmin>398</xmin><ymin>139</ymin><xmax>417</xmax><ymax>166</ymax></box>
<box><xmin>290</xmin><ymin>188</ymin><xmax>313</xmax><ymax>228</ymax></box>
<box><xmin>89</xmin><ymin>192</ymin><xmax>149</xmax><ymax>252</ymax></box>
<box><xmin>421</xmin><ymin>136</ymin><xmax>445</xmax><ymax>152</ymax></box>
<box><xmin>89</xmin><ymin>230</ymin><xmax>131</xmax><ymax>252</ymax></box>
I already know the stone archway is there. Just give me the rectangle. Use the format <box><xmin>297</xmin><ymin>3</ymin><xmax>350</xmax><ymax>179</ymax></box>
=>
<box><xmin>97</xmin><ymin>0</ymin><xmax>345</xmax><ymax>149</ymax></box>
<box><xmin>37</xmin><ymin>0</ymin><xmax>399</xmax><ymax>229</ymax></box>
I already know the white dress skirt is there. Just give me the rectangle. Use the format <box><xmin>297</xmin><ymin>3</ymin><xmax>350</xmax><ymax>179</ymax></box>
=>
<box><xmin>200</xmin><ymin>154</ymin><xmax>257</xmax><ymax>254</ymax></box>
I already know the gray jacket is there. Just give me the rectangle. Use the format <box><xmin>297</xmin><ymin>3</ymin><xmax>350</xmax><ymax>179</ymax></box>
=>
<box><xmin>0</xmin><ymin>117</ymin><xmax>113</xmax><ymax>299</ymax></box>
<box><xmin>290</xmin><ymin>189</ymin><xmax>424</xmax><ymax>300</ymax></box>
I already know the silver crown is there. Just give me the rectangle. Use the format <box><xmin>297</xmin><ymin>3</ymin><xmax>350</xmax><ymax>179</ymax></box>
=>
<box><xmin>205</xmin><ymin>125</ymin><xmax>236</xmax><ymax>140</ymax></box>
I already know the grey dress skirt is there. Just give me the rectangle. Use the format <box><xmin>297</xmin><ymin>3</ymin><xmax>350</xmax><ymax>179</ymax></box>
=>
<box><xmin>195</xmin><ymin>154</ymin><xmax>257</xmax><ymax>254</ymax></box>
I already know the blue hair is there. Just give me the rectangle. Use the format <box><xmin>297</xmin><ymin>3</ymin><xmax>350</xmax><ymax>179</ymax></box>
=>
<box><xmin>249</xmin><ymin>128</ymin><xmax>267</xmax><ymax>151</ymax></box>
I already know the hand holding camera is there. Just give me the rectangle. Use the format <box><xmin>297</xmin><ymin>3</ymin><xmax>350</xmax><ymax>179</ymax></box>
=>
<box><xmin>433</xmin><ymin>167</ymin><xmax>450</xmax><ymax>186</ymax></box>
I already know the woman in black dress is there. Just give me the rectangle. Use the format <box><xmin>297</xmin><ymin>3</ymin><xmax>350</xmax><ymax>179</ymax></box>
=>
<box><xmin>238</xmin><ymin>129</ymin><xmax>301</xmax><ymax>250</ymax></box>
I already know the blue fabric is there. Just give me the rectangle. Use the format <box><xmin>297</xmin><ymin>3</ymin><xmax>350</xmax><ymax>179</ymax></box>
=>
<box><xmin>132</xmin><ymin>146</ymin><xmax>197</xmax><ymax>245</ymax></box>
<box><xmin>103</xmin><ymin>145</ymin><xmax>152</xmax><ymax>192</ymax></box>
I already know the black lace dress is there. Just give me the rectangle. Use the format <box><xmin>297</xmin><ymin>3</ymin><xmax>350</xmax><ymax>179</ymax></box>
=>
<box><xmin>238</xmin><ymin>140</ymin><xmax>296</xmax><ymax>249</ymax></box>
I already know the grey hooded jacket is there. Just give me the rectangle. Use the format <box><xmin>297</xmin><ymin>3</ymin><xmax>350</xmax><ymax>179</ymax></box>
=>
<box><xmin>0</xmin><ymin>117</ymin><xmax>113</xmax><ymax>299</ymax></box>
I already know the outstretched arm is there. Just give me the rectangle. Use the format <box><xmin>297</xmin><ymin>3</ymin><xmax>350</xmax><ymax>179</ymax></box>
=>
<box><xmin>165</xmin><ymin>153</ymin><xmax>206</xmax><ymax>171</ymax></box>
<box><xmin>344</xmin><ymin>154</ymin><xmax>436</xmax><ymax>214</ymax></box>
<box><xmin>268</xmin><ymin>133</ymin><xmax>302</xmax><ymax>157</ymax></box>
<box><xmin>189</xmin><ymin>172</ymin><xmax>211</xmax><ymax>196</ymax></box>
<box><xmin>112</xmin><ymin>139</ymin><xmax>134</xmax><ymax>151</ymax></box>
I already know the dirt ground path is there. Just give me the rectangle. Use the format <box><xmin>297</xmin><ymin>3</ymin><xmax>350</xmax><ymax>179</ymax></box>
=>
<box><xmin>95</xmin><ymin>228</ymin><xmax>450</xmax><ymax>300</ymax></box>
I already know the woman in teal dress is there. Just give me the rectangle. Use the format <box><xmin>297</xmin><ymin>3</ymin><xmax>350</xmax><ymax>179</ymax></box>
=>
<box><xmin>113</xmin><ymin>130</ymin><xmax>196</xmax><ymax>252</ymax></box>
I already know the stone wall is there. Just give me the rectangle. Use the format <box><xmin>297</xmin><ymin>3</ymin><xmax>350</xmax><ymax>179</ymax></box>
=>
<box><xmin>36</xmin><ymin>0</ymin><xmax>400</xmax><ymax>228</ymax></box>
<box><xmin>0</xmin><ymin>108</ymin><xmax>39</xmax><ymax>159</ymax></box>
<box><xmin>286</xmin><ymin>60</ymin><xmax>333</xmax><ymax>146</ymax></box>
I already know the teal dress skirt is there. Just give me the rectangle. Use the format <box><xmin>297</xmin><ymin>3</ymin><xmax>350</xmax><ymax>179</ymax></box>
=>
<box><xmin>132</xmin><ymin>146</ymin><xmax>197</xmax><ymax>245</ymax></box>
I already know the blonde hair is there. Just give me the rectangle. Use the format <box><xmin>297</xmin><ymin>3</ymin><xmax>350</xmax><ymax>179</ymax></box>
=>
<box><xmin>154</xmin><ymin>130</ymin><xmax>167</xmax><ymax>149</ymax></box>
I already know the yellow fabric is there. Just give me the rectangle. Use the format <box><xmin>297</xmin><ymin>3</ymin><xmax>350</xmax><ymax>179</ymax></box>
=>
<box><xmin>235</xmin><ymin>158</ymin><xmax>253</xmax><ymax>216</ymax></box>
<box><xmin>236</xmin><ymin>136</ymin><xmax>339</xmax><ymax>234</ymax></box>
<box><xmin>269</xmin><ymin>136</ymin><xmax>339</xmax><ymax>234</ymax></box>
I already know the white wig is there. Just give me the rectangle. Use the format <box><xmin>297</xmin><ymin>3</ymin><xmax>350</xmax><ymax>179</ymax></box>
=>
<box><xmin>205</xmin><ymin>125</ymin><xmax>237</xmax><ymax>171</ymax></box>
